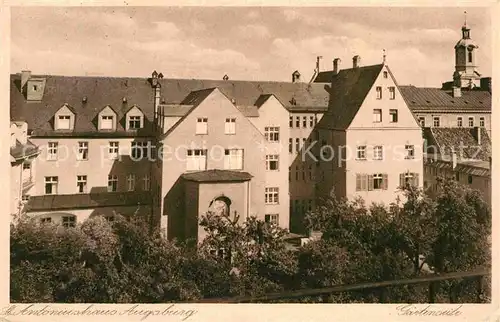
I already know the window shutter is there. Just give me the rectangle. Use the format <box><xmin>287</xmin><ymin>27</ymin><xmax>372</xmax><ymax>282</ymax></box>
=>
<box><xmin>414</xmin><ymin>173</ymin><xmax>419</xmax><ymax>187</ymax></box>
<box><xmin>368</xmin><ymin>174</ymin><xmax>374</xmax><ymax>191</ymax></box>
<box><xmin>399</xmin><ymin>173</ymin><xmax>404</xmax><ymax>188</ymax></box>
<box><xmin>382</xmin><ymin>174</ymin><xmax>388</xmax><ymax>190</ymax></box>
<box><xmin>356</xmin><ymin>174</ymin><xmax>361</xmax><ymax>191</ymax></box>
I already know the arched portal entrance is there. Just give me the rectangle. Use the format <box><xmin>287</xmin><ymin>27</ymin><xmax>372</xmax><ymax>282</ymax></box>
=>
<box><xmin>208</xmin><ymin>196</ymin><xmax>231</xmax><ymax>217</ymax></box>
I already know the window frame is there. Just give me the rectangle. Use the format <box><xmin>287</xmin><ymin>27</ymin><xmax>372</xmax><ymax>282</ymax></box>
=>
<box><xmin>264</xmin><ymin>214</ymin><xmax>279</xmax><ymax>225</ymax></box>
<box><xmin>373</xmin><ymin>146</ymin><xmax>383</xmax><ymax>160</ymax></box>
<box><xmin>266</xmin><ymin>154</ymin><xmax>279</xmax><ymax>171</ymax></box>
<box><xmin>356</xmin><ymin>146</ymin><xmax>367</xmax><ymax>160</ymax></box>
<box><xmin>127</xmin><ymin>174</ymin><xmax>136</xmax><ymax>191</ymax></box>
<box><xmin>265</xmin><ymin>187</ymin><xmax>279</xmax><ymax>205</ymax></box>
<box><xmin>388</xmin><ymin>86</ymin><xmax>396</xmax><ymax>100</ymax></box>
<box><xmin>100</xmin><ymin>115</ymin><xmax>114</xmax><ymax>130</ymax></box>
<box><xmin>224</xmin><ymin>118</ymin><xmax>236</xmax><ymax>135</ymax></box>
<box><xmin>107</xmin><ymin>175</ymin><xmax>118</xmax><ymax>192</ymax></box>
<box><xmin>264</xmin><ymin>126</ymin><xmax>280</xmax><ymax>142</ymax></box>
<box><xmin>196</xmin><ymin>117</ymin><xmax>208</xmax><ymax>135</ymax></box>
<box><xmin>57</xmin><ymin>115</ymin><xmax>71</xmax><ymax>130</ymax></box>
<box><xmin>186</xmin><ymin>149</ymin><xmax>207</xmax><ymax>171</ymax></box>
<box><xmin>389</xmin><ymin>109</ymin><xmax>398</xmax><ymax>123</ymax></box>
<box><xmin>44</xmin><ymin>176</ymin><xmax>58</xmax><ymax>195</ymax></box>
<box><xmin>108</xmin><ymin>141</ymin><xmax>119</xmax><ymax>159</ymax></box>
<box><xmin>373</xmin><ymin>109</ymin><xmax>382</xmax><ymax>123</ymax></box>
<box><xmin>128</xmin><ymin>115</ymin><xmax>142</xmax><ymax>130</ymax></box>
<box><xmin>77</xmin><ymin>141</ymin><xmax>89</xmax><ymax>161</ymax></box>
<box><xmin>76</xmin><ymin>175</ymin><xmax>87</xmax><ymax>193</ymax></box>
<box><xmin>47</xmin><ymin>142</ymin><xmax>58</xmax><ymax>161</ymax></box>
<box><xmin>433</xmin><ymin>116</ymin><xmax>441</xmax><ymax>127</ymax></box>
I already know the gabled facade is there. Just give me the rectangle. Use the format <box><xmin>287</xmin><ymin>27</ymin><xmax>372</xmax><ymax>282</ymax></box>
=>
<box><xmin>315</xmin><ymin>61</ymin><xmax>423</xmax><ymax>207</ymax></box>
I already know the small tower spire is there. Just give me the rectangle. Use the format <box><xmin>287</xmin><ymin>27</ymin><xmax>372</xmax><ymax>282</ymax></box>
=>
<box><xmin>464</xmin><ymin>10</ymin><xmax>467</xmax><ymax>27</ymax></box>
<box><xmin>382</xmin><ymin>49</ymin><xmax>386</xmax><ymax>63</ymax></box>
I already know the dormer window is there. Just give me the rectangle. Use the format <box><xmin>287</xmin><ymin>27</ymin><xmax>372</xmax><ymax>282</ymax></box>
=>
<box><xmin>57</xmin><ymin>115</ymin><xmax>71</xmax><ymax>130</ymax></box>
<box><xmin>101</xmin><ymin>115</ymin><xmax>114</xmax><ymax>130</ymax></box>
<box><xmin>128</xmin><ymin>116</ymin><xmax>142</xmax><ymax>130</ymax></box>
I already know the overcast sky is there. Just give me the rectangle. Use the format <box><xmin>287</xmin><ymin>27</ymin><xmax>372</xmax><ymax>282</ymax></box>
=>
<box><xmin>10</xmin><ymin>7</ymin><xmax>492</xmax><ymax>87</ymax></box>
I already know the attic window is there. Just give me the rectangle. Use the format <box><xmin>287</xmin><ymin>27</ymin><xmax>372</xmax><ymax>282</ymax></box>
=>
<box><xmin>57</xmin><ymin>115</ymin><xmax>71</xmax><ymax>130</ymax></box>
<box><xmin>383</xmin><ymin>71</ymin><xmax>388</xmax><ymax>78</ymax></box>
<box><xmin>128</xmin><ymin>115</ymin><xmax>142</xmax><ymax>130</ymax></box>
<box><xmin>101</xmin><ymin>115</ymin><xmax>114</xmax><ymax>130</ymax></box>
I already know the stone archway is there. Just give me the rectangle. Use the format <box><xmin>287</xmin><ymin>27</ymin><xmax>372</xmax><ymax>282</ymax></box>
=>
<box><xmin>209</xmin><ymin>196</ymin><xmax>231</xmax><ymax>217</ymax></box>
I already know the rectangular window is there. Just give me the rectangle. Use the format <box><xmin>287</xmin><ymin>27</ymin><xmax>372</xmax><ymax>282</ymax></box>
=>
<box><xmin>128</xmin><ymin>115</ymin><xmax>142</xmax><ymax>129</ymax></box>
<box><xmin>468</xmin><ymin>175</ymin><xmax>473</xmax><ymax>184</ymax></box>
<box><xmin>23</xmin><ymin>162</ymin><xmax>31</xmax><ymax>170</ymax></box>
<box><xmin>266</xmin><ymin>155</ymin><xmax>279</xmax><ymax>171</ymax></box>
<box><xmin>62</xmin><ymin>216</ymin><xmax>76</xmax><ymax>228</ymax></box>
<box><xmin>186</xmin><ymin>149</ymin><xmax>207</xmax><ymax>171</ymax></box>
<box><xmin>418</xmin><ymin>117</ymin><xmax>425</xmax><ymax>127</ymax></box>
<box><xmin>265</xmin><ymin>187</ymin><xmax>279</xmax><ymax>204</ymax></box>
<box><xmin>264</xmin><ymin>126</ymin><xmax>280</xmax><ymax>142</ymax></box>
<box><xmin>40</xmin><ymin>217</ymin><xmax>51</xmax><ymax>224</ymax></box>
<box><xmin>479</xmin><ymin>117</ymin><xmax>485</xmax><ymax>127</ymax></box>
<box><xmin>372</xmin><ymin>173</ymin><xmax>388</xmax><ymax>190</ymax></box>
<box><xmin>383</xmin><ymin>71</ymin><xmax>388</xmax><ymax>78</ymax></box>
<box><xmin>399</xmin><ymin>172</ymin><xmax>419</xmax><ymax>188</ymax></box>
<box><xmin>77</xmin><ymin>141</ymin><xmax>89</xmax><ymax>161</ymax></box>
<box><xmin>101</xmin><ymin>115</ymin><xmax>114</xmax><ymax>130</ymax></box>
<box><xmin>295</xmin><ymin>116</ymin><xmax>300</xmax><ymax>128</ymax></box>
<box><xmin>196</xmin><ymin>117</ymin><xmax>208</xmax><ymax>134</ymax></box>
<box><xmin>373</xmin><ymin>109</ymin><xmax>382</xmax><ymax>123</ymax></box>
<box><xmin>109</xmin><ymin>141</ymin><xmax>119</xmax><ymax>159</ymax></box>
<box><xmin>47</xmin><ymin>142</ymin><xmax>58</xmax><ymax>160</ymax></box>
<box><xmin>44</xmin><ymin>176</ymin><xmax>58</xmax><ymax>195</ymax></box>
<box><xmin>433</xmin><ymin>116</ymin><xmax>440</xmax><ymax>127</ymax></box>
<box><xmin>376</xmin><ymin>86</ymin><xmax>382</xmax><ymax>99</ymax></box>
<box><xmin>265</xmin><ymin>214</ymin><xmax>279</xmax><ymax>225</ymax></box>
<box><xmin>289</xmin><ymin>138</ymin><xmax>293</xmax><ymax>154</ymax></box>
<box><xmin>310</xmin><ymin>116</ymin><xmax>314</xmax><ymax>127</ymax></box>
<box><xmin>389</xmin><ymin>109</ymin><xmax>398</xmax><ymax>123</ymax></box>
<box><xmin>143</xmin><ymin>174</ymin><xmax>151</xmax><ymax>191</ymax></box>
<box><xmin>405</xmin><ymin>145</ymin><xmax>415</xmax><ymax>159</ymax></box>
<box><xmin>224</xmin><ymin>149</ymin><xmax>243</xmax><ymax>170</ymax></box>
<box><xmin>127</xmin><ymin>174</ymin><xmax>135</xmax><ymax>191</ymax></box>
<box><xmin>356</xmin><ymin>174</ymin><xmax>368</xmax><ymax>191</ymax></box>
<box><xmin>468</xmin><ymin>117</ymin><xmax>474</xmax><ymax>127</ymax></box>
<box><xmin>107</xmin><ymin>175</ymin><xmax>118</xmax><ymax>192</ymax></box>
<box><xmin>295</xmin><ymin>138</ymin><xmax>300</xmax><ymax>153</ymax></box>
<box><xmin>225</xmin><ymin>118</ymin><xmax>236</xmax><ymax>134</ymax></box>
<box><xmin>389</xmin><ymin>87</ymin><xmax>396</xmax><ymax>100</ymax></box>
<box><xmin>289</xmin><ymin>116</ymin><xmax>293</xmax><ymax>128</ymax></box>
<box><xmin>131</xmin><ymin>141</ymin><xmax>149</xmax><ymax>159</ymax></box>
<box><xmin>77</xmin><ymin>175</ymin><xmax>87</xmax><ymax>193</ymax></box>
<box><xmin>356</xmin><ymin>146</ymin><xmax>367</xmax><ymax>160</ymax></box>
<box><xmin>373</xmin><ymin>146</ymin><xmax>383</xmax><ymax>160</ymax></box>
<box><xmin>302</xmin><ymin>116</ymin><xmax>307</xmax><ymax>128</ymax></box>
<box><xmin>457</xmin><ymin>117</ymin><xmax>463</xmax><ymax>127</ymax></box>
<box><xmin>57</xmin><ymin>115</ymin><xmax>71</xmax><ymax>130</ymax></box>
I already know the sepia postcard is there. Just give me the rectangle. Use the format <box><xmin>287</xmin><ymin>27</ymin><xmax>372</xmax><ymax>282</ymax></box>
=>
<box><xmin>0</xmin><ymin>2</ymin><xmax>498</xmax><ymax>322</ymax></box>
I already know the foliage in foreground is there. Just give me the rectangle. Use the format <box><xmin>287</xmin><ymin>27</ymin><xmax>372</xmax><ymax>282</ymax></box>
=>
<box><xmin>11</xmin><ymin>178</ymin><xmax>491</xmax><ymax>303</ymax></box>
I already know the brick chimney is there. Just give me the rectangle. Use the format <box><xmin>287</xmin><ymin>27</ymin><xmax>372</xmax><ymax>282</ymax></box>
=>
<box><xmin>333</xmin><ymin>58</ymin><xmax>341</xmax><ymax>74</ymax></box>
<box><xmin>352</xmin><ymin>55</ymin><xmax>361</xmax><ymax>68</ymax></box>
<box><xmin>452</xmin><ymin>86</ymin><xmax>462</xmax><ymax>98</ymax></box>
<box><xmin>21</xmin><ymin>70</ymin><xmax>31</xmax><ymax>90</ymax></box>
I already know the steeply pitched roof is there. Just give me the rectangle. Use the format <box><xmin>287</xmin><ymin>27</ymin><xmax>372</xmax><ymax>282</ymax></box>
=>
<box><xmin>10</xmin><ymin>74</ymin><xmax>330</xmax><ymax>136</ymax></box>
<box><xmin>399</xmin><ymin>86</ymin><xmax>491</xmax><ymax>111</ymax></box>
<box><xmin>26</xmin><ymin>191</ymin><xmax>152</xmax><ymax>211</ymax></box>
<box><xmin>236</xmin><ymin>105</ymin><xmax>260</xmax><ymax>117</ymax></box>
<box><xmin>182</xmin><ymin>169</ymin><xmax>253</xmax><ymax>183</ymax></box>
<box><xmin>424</xmin><ymin>127</ymin><xmax>491</xmax><ymax>161</ymax></box>
<box><xmin>317</xmin><ymin>64</ymin><xmax>384</xmax><ymax>129</ymax></box>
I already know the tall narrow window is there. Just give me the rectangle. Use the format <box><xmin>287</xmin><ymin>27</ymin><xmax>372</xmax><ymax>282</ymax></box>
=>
<box><xmin>225</xmin><ymin>118</ymin><xmax>236</xmax><ymax>134</ymax></box>
<box><xmin>418</xmin><ymin>117</ymin><xmax>426</xmax><ymax>127</ymax></box>
<box><xmin>265</xmin><ymin>187</ymin><xmax>279</xmax><ymax>204</ymax></box>
<box><xmin>389</xmin><ymin>109</ymin><xmax>398</xmax><ymax>123</ymax></box>
<box><xmin>309</xmin><ymin>116</ymin><xmax>314</xmax><ymax>127</ymax></box>
<box><xmin>288</xmin><ymin>138</ymin><xmax>292</xmax><ymax>154</ymax></box>
<box><xmin>266</xmin><ymin>155</ymin><xmax>279</xmax><ymax>171</ymax></box>
<box><xmin>77</xmin><ymin>175</ymin><xmax>87</xmax><ymax>193</ymax></box>
<box><xmin>383</xmin><ymin>71</ymin><xmax>388</xmax><ymax>78</ymax></box>
<box><xmin>289</xmin><ymin>116</ymin><xmax>293</xmax><ymax>128</ymax></box>
<box><xmin>143</xmin><ymin>174</ymin><xmax>151</xmax><ymax>191</ymax></box>
<box><xmin>372</xmin><ymin>173</ymin><xmax>387</xmax><ymax>190</ymax></box>
<box><xmin>47</xmin><ymin>142</ymin><xmax>58</xmax><ymax>161</ymax></box>
<box><xmin>433</xmin><ymin>116</ymin><xmax>440</xmax><ymax>127</ymax></box>
<box><xmin>389</xmin><ymin>87</ymin><xmax>396</xmax><ymax>100</ymax></box>
<box><xmin>373</xmin><ymin>146</ymin><xmax>383</xmax><ymax>160</ymax></box>
<box><xmin>457</xmin><ymin>117</ymin><xmax>463</xmax><ymax>127</ymax></box>
<box><xmin>399</xmin><ymin>172</ymin><xmax>419</xmax><ymax>187</ymax></box>
<box><xmin>302</xmin><ymin>116</ymin><xmax>307</xmax><ymax>128</ymax></box>
<box><xmin>108</xmin><ymin>175</ymin><xmax>118</xmax><ymax>192</ymax></box>
<box><xmin>468</xmin><ymin>117</ymin><xmax>474</xmax><ymax>127</ymax></box>
<box><xmin>376</xmin><ymin>86</ymin><xmax>382</xmax><ymax>99</ymax></box>
<box><xmin>77</xmin><ymin>141</ymin><xmax>89</xmax><ymax>161</ymax></box>
<box><xmin>373</xmin><ymin>109</ymin><xmax>382</xmax><ymax>123</ymax></box>
<box><xmin>127</xmin><ymin>174</ymin><xmax>135</xmax><ymax>191</ymax></box>
<box><xmin>186</xmin><ymin>149</ymin><xmax>207</xmax><ymax>171</ymax></box>
<box><xmin>224</xmin><ymin>149</ymin><xmax>243</xmax><ymax>170</ymax></box>
<box><xmin>131</xmin><ymin>141</ymin><xmax>148</xmax><ymax>159</ymax></box>
<box><xmin>295</xmin><ymin>138</ymin><xmax>300</xmax><ymax>153</ymax></box>
<box><xmin>109</xmin><ymin>141</ymin><xmax>119</xmax><ymax>159</ymax></box>
<box><xmin>264</xmin><ymin>127</ymin><xmax>280</xmax><ymax>142</ymax></box>
<box><xmin>356</xmin><ymin>146</ymin><xmax>367</xmax><ymax>160</ymax></box>
<box><xmin>45</xmin><ymin>176</ymin><xmax>58</xmax><ymax>195</ymax></box>
<box><xmin>479</xmin><ymin>117</ymin><xmax>485</xmax><ymax>127</ymax></box>
<box><xmin>196</xmin><ymin>118</ymin><xmax>208</xmax><ymax>134</ymax></box>
<box><xmin>468</xmin><ymin>50</ymin><xmax>473</xmax><ymax>63</ymax></box>
<box><xmin>295</xmin><ymin>116</ymin><xmax>300</xmax><ymax>128</ymax></box>
<box><xmin>405</xmin><ymin>145</ymin><xmax>415</xmax><ymax>159</ymax></box>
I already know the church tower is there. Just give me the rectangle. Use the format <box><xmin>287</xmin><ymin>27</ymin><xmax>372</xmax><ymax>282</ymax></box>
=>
<box><xmin>453</xmin><ymin>12</ymin><xmax>481</xmax><ymax>88</ymax></box>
